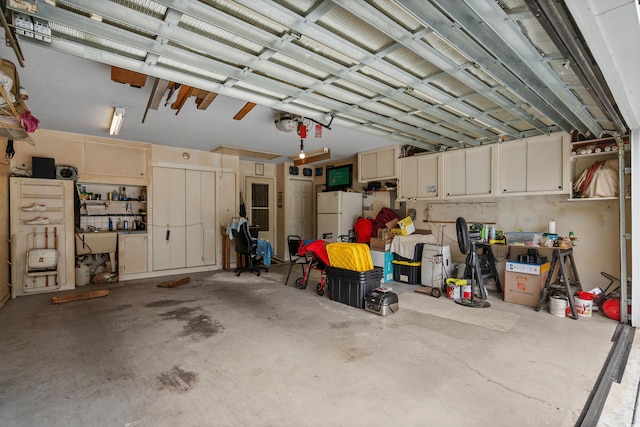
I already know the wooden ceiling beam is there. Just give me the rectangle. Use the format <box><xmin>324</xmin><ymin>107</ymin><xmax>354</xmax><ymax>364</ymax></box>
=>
<box><xmin>293</xmin><ymin>150</ymin><xmax>331</xmax><ymax>166</ymax></box>
<box><xmin>196</xmin><ymin>92</ymin><xmax>218</xmax><ymax>110</ymax></box>
<box><xmin>148</xmin><ymin>78</ymin><xmax>169</xmax><ymax>110</ymax></box>
<box><xmin>233</xmin><ymin>102</ymin><xmax>256</xmax><ymax>120</ymax></box>
<box><xmin>171</xmin><ymin>84</ymin><xmax>194</xmax><ymax>115</ymax></box>
<box><xmin>111</xmin><ymin>66</ymin><xmax>147</xmax><ymax>87</ymax></box>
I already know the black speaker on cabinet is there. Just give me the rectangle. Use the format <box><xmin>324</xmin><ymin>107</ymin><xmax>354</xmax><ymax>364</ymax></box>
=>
<box><xmin>32</xmin><ymin>156</ymin><xmax>56</xmax><ymax>179</ymax></box>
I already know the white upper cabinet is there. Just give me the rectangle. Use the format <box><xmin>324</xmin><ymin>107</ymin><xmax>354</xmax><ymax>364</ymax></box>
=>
<box><xmin>357</xmin><ymin>146</ymin><xmax>398</xmax><ymax>183</ymax></box>
<box><xmin>399</xmin><ymin>154</ymin><xmax>440</xmax><ymax>199</ymax></box>
<box><xmin>443</xmin><ymin>145</ymin><xmax>493</xmax><ymax>197</ymax></box>
<box><xmin>499</xmin><ymin>133</ymin><xmax>568</xmax><ymax>195</ymax></box>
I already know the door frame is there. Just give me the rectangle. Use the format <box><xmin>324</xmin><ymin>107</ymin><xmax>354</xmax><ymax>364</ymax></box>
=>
<box><xmin>245</xmin><ymin>176</ymin><xmax>276</xmax><ymax>248</ymax></box>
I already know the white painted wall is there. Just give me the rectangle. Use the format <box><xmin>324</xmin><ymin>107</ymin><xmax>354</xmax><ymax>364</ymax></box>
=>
<box><xmin>408</xmin><ymin>194</ymin><xmax>621</xmax><ymax>291</ymax></box>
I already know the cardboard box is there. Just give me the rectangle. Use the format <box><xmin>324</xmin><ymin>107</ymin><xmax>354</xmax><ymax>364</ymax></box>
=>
<box><xmin>504</xmin><ymin>263</ymin><xmax>550</xmax><ymax>307</ymax></box>
<box><xmin>390</xmin><ymin>228</ymin><xmax>403</xmax><ymax>236</ymax></box>
<box><xmin>377</xmin><ymin>228</ymin><xmax>392</xmax><ymax>240</ymax></box>
<box><xmin>397</xmin><ymin>216</ymin><xmax>415</xmax><ymax>236</ymax></box>
<box><xmin>370</xmin><ymin>250</ymin><xmax>394</xmax><ymax>283</ymax></box>
<box><xmin>385</xmin><ymin>218</ymin><xmax>399</xmax><ymax>229</ymax></box>
<box><xmin>505</xmin><ymin>261</ymin><xmax>550</xmax><ymax>275</ymax></box>
<box><xmin>370</xmin><ymin>237</ymin><xmax>392</xmax><ymax>252</ymax></box>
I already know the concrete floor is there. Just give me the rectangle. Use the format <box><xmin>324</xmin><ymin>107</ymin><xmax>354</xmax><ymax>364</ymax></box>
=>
<box><xmin>0</xmin><ymin>264</ymin><xmax>630</xmax><ymax>426</ymax></box>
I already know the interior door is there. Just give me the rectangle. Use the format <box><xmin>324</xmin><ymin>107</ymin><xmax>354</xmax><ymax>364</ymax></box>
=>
<box><xmin>289</xmin><ymin>179</ymin><xmax>313</xmax><ymax>243</ymax></box>
<box><xmin>246</xmin><ymin>176</ymin><xmax>275</xmax><ymax>245</ymax></box>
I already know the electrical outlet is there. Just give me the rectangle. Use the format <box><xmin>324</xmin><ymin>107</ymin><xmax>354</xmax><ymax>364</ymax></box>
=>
<box><xmin>604</xmin><ymin>202</ymin><xmax>614</xmax><ymax>212</ymax></box>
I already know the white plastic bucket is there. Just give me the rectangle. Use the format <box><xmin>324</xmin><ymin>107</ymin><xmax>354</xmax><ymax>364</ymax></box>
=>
<box><xmin>574</xmin><ymin>295</ymin><xmax>593</xmax><ymax>318</ymax></box>
<box><xmin>446</xmin><ymin>283</ymin><xmax>471</xmax><ymax>299</ymax></box>
<box><xmin>75</xmin><ymin>265</ymin><xmax>90</xmax><ymax>287</ymax></box>
<box><xmin>549</xmin><ymin>295</ymin><xmax>567</xmax><ymax>317</ymax></box>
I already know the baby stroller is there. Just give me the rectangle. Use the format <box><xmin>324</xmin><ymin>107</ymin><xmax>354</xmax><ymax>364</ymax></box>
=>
<box><xmin>294</xmin><ymin>240</ymin><xmax>330</xmax><ymax>296</ymax></box>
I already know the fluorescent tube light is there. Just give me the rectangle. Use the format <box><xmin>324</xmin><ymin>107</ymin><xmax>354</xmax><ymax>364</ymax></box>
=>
<box><xmin>109</xmin><ymin>107</ymin><xmax>125</xmax><ymax>135</ymax></box>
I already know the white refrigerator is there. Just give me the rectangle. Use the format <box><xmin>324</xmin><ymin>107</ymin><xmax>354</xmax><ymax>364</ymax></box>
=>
<box><xmin>317</xmin><ymin>191</ymin><xmax>363</xmax><ymax>241</ymax></box>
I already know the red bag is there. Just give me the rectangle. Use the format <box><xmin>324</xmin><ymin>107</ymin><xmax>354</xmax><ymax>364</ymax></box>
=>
<box><xmin>354</xmin><ymin>217</ymin><xmax>374</xmax><ymax>243</ymax></box>
<box><xmin>372</xmin><ymin>207</ymin><xmax>398</xmax><ymax>237</ymax></box>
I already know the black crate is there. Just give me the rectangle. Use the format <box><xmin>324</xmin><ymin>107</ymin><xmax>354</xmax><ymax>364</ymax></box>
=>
<box><xmin>326</xmin><ymin>266</ymin><xmax>383</xmax><ymax>309</ymax></box>
<box><xmin>392</xmin><ymin>261</ymin><xmax>421</xmax><ymax>285</ymax></box>
<box><xmin>392</xmin><ymin>243</ymin><xmax>424</xmax><ymax>263</ymax></box>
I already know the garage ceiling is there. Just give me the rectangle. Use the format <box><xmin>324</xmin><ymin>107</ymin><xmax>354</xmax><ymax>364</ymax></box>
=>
<box><xmin>2</xmin><ymin>0</ymin><xmax>630</xmax><ymax>160</ymax></box>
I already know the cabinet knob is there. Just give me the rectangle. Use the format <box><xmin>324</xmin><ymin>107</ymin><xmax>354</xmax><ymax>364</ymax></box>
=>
<box><xmin>503</xmin><ymin>189</ymin><xmax>506</xmax><ymax>192</ymax></box>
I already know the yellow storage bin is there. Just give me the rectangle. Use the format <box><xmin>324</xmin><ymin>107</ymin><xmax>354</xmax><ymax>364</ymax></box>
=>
<box><xmin>326</xmin><ymin>242</ymin><xmax>374</xmax><ymax>272</ymax></box>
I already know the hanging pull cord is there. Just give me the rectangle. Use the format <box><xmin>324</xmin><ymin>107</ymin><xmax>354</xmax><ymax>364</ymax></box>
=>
<box><xmin>5</xmin><ymin>139</ymin><xmax>14</xmax><ymax>159</ymax></box>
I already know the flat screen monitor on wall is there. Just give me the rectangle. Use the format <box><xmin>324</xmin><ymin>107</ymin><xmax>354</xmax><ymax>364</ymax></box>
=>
<box><xmin>325</xmin><ymin>164</ymin><xmax>353</xmax><ymax>192</ymax></box>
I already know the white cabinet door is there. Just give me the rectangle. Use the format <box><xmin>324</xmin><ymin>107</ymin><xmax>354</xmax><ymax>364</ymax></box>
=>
<box><xmin>152</xmin><ymin>167</ymin><xmax>186</xmax><ymax>270</ymax></box>
<box><xmin>357</xmin><ymin>146</ymin><xmax>397</xmax><ymax>182</ymax></box>
<box><xmin>499</xmin><ymin>133</ymin><xmax>566</xmax><ymax>194</ymax></box>
<box><xmin>9</xmin><ymin>178</ymin><xmax>75</xmax><ymax>297</ymax></box>
<box><xmin>399</xmin><ymin>157</ymin><xmax>418</xmax><ymax>199</ymax></box>
<box><xmin>416</xmin><ymin>155</ymin><xmax>439</xmax><ymax>198</ymax></box>
<box><xmin>358</xmin><ymin>151</ymin><xmax>378</xmax><ymax>182</ymax></box>
<box><xmin>444</xmin><ymin>146</ymin><xmax>493</xmax><ymax>197</ymax></box>
<box><xmin>526</xmin><ymin>135</ymin><xmax>563</xmax><ymax>192</ymax></box>
<box><xmin>185</xmin><ymin>170</ymin><xmax>216</xmax><ymax>267</ymax></box>
<box><xmin>444</xmin><ymin>150</ymin><xmax>466</xmax><ymax>196</ymax></box>
<box><xmin>500</xmin><ymin>140</ymin><xmax>527</xmax><ymax>193</ymax></box>
<box><xmin>376</xmin><ymin>146</ymin><xmax>396</xmax><ymax>179</ymax></box>
<box><xmin>118</xmin><ymin>234</ymin><xmax>148</xmax><ymax>275</ymax></box>
<box><xmin>84</xmin><ymin>141</ymin><xmax>147</xmax><ymax>180</ymax></box>
<box><xmin>466</xmin><ymin>146</ymin><xmax>492</xmax><ymax>195</ymax></box>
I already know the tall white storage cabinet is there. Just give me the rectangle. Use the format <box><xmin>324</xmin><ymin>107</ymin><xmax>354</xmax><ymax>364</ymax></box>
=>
<box><xmin>9</xmin><ymin>178</ymin><xmax>75</xmax><ymax>298</ymax></box>
<box><xmin>152</xmin><ymin>167</ymin><xmax>216</xmax><ymax>271</ymax></box>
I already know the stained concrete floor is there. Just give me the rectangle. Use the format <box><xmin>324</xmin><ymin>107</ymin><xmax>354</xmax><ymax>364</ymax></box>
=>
<box><xmin>0</xmin><ymin>264</ymin><xmax>631</xmax><ymax>426</ymax></box>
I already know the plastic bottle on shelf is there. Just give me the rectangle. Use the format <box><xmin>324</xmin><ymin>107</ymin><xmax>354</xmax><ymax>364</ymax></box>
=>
<box><xmin>116</xmin><ymin>218</ymin><xmax>122</xmax><ymax>230</ymax></box>
<box><xmin>108</xmin><ymin>217</ymin><xmax>113</xmax><ymax>231</ymax></box>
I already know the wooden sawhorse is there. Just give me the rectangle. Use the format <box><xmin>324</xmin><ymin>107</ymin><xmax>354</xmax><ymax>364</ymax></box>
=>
<box><xmin>535</xmin><ymin>248</ymin><xmax>582</xmax><ymax>319</ymax></box>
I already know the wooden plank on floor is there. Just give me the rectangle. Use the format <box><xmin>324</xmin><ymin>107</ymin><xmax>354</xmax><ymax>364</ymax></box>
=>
<box><xmin>157</xmin><ymin>277</ymin><xmax>191</xmax><ymax>288</ymax></box>
<box><xmin>52</xmin><ymin>289</ymin><xmax>109</xmax><ymax>304</ymax></box>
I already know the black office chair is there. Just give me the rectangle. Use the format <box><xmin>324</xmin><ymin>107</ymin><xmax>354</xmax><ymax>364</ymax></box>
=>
<box><xmin>285</xmin><ymin>235</ymin><xmax>309</xmax><ymax>285</ymax></box>
<box><xmin>232</xmin><ymin>221</ymin><xmax>267</xmax><ymax>276</ymax></box>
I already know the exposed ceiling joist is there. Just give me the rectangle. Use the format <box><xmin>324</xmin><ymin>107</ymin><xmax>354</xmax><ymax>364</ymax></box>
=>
<box><xmin>234</xmin><ymin>102</ymin><xmax>256</xmax><ymax>120</ymax></box>
<box><xmin>6</xmin><ymin>0</ymin><xmax>625</xmax><ymax>155</ymax></box>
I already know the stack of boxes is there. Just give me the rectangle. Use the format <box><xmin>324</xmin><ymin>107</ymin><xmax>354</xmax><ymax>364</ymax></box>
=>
<box><xmin>369</xmin><ymin>222</ymin><xmax>396</xmax><ymax>283</ymax></box>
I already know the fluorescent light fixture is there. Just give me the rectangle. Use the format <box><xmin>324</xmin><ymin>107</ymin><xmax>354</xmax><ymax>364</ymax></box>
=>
<box><xmin>109</xmin><ymin>108</ymin><xmax>125</xmax><ymax>135</ymax></box>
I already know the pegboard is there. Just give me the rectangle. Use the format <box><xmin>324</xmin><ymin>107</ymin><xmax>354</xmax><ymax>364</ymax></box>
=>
<box><xmin>426</xmin><ymin>202</ymin><xmax>497</xmax><ymax>224</ymax></box>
